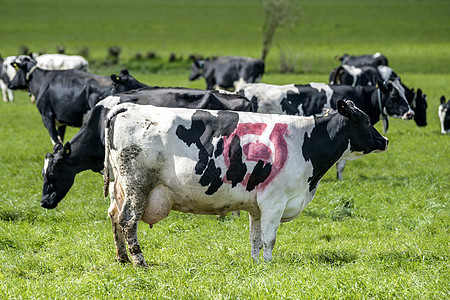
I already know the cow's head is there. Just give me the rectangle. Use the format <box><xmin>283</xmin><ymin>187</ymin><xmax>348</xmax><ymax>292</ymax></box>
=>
<box><xmin>439</xmin><ymin>95</ymin><xmax>450</xmax><ymax>134</ymax></box>
<box><xmin>337</xmin><ymin>100</ymin><xmax>388</xmax><ymax>160</ymax></box>
<box><xmin>378</xmin><ymin>80</ymin><xmax>414</xmax><ymax>120</ymax></box>
<box><xmin>8</xmin><ymin>57</ymin><xmax>36</xmax><ymax>90</ymax></box>
<box><xmin>111</xmin><ymin>69</ymin><xmax>141</xmax><ymax>94</ymax></box>
<box><xmin>41</xmin><ymin>142</ymin><xmax>75</xmax><ymax>209</ymax></box>
<box><xmin>188</xmin><ymin>59</ymin><xmax>205</xmax><ymax>81</ymax></box>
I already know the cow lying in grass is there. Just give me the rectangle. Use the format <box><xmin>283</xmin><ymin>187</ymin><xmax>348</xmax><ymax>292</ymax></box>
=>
<box><xmin>103</xmin><ymin>100</ymin><xmax>388</xmax><ymax>266</ymax></box>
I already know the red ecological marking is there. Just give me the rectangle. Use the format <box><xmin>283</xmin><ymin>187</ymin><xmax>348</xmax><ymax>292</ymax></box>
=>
<box><xmin>222</xmin><ymin>122</ymin><xmax>288</xmax><ymax>190</ymax></box>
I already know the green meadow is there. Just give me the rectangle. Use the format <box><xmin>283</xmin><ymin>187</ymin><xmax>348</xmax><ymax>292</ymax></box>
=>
<box><xmin>0</xmin><ymin>0</ymin><xmax>449</xmax><ymax>299</ymax></box>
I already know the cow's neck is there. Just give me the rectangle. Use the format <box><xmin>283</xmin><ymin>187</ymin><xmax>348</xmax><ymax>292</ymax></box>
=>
<box><xmin>302</xmin><ymin>114</ymin><xmax>349</xmax><ymax>192</ymax></box>
<box><xmin>363</xmin><ymin>86</ymin><xmax>383</xmax><ymax>125</ymax></box>
<box><xmin>28</xmin><ymin>68</ymin><xmax>46</xmax><ymax>97</ymax></box>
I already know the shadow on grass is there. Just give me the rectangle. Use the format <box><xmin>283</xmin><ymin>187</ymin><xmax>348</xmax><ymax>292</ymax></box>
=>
<box><xmin>286</xmin><ymin>249</ymin><xmax>358</xmax><ymax>267</ymax></box>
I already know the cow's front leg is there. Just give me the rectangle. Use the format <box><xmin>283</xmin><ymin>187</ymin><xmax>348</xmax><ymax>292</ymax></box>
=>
<box><xmin>259</xmin><ymin>204</ymin><xmax>284</xmax><ymax>262</ymax></box>
<box><xmin>57</xmin><ymin>125</ymin><xmax>67</xmax><ymax>143</ymax></box>
<box><xmin>108</xmin><ymin>182</ymin><xmax>130</xmax><ymax>264</ymax></box>
<box><xmin>41</xmin><ymin>114</ymin><xmax>60</xmax><ymax>145</ymax></box>
<box><xmin>249</xmin><ymin>213</ymin><xmax>262</xmax><ymax>262</ymax></box>
<box><xmin>336</xmin><ymin>160</ymin><xmax>346</xmax><ymax>180</ymax></box>
<box><xmin>118</xmin><ymin>184</ymin><xmax>150</xmax><ymax>268</ymax></box>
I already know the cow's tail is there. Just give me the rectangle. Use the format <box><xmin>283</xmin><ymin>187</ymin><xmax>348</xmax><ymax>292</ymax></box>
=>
<box><xmin>103</xmin><ymin>105</ymin><xmax>129</xmax><ymax>197</ymax></box>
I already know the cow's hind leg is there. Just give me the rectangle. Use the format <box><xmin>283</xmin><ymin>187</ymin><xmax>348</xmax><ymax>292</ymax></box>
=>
<box><xmin>108</xmin><ymin>182</ymin><xmax>130</xmax><ymax>264</ymax></box>
<box><xmin>249</xmin><ymin>212</ymin><xmax>262</xmax><ymax>262</ymax></box>
<box><xmin>118</xmin><ymin>181</ymin><xmax>151</xmax><ymax>268</ymax></box>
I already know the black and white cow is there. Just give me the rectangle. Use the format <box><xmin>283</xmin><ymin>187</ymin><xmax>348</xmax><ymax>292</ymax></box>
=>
<box><xmin>8</xmin><ymin>58</ymin><xmax>114</xmax><ymax>144</ymax></box>
<box><xmin>439</xmin><ymin>96</ymin><xmax>450</xmax><ymax>134</ymax></box>
<box><xmin>98</xmin><ymin>101</ymin><xmax>387</xmax><ymax>266</ymax></box>
<box><xmin>336</xmin><ymin>52</ymin><xmax>388</xmax><ymax>67</ymax></box>
<box><xmin>111</xmin><ymin>69</ymin><xmax>148</xmax><ymax>94</ymax></box>
<box><xmin>189</xmin><ymin>56</ymin><xmax>265</xmax><ymax>90</ymax></box>
<box><xmin>329</xmin><ymin>64</ymin><xmax>427</xmax><ymax>127</ymax></box>
<box><xmin>40</xmin><ymin>87</ymin><xmax>252</xmax><ymax>208</ymax></box>
<box><xmin>237</xmin><ymin>82</ymin><xmax>413</xmax><ymax>180</ymax></box>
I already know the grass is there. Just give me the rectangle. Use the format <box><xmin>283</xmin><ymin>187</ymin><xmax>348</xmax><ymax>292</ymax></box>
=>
<box><xmin>0</xmin><ymin>0</ymin><xmax>449</xmax><ymax>299</ymax></box>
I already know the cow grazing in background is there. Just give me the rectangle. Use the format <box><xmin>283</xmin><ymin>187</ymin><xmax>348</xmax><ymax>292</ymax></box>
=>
<box><xmin>9</xmin><ymin>58</ymin><xmax>114</xmax><ymax>144</ymax></box>
<box><xmin>329</xmin><ymin>64</ymin><xmax>427</xmax><ymax>127</ymax></box>
<box><xmin>189</xmin><ymin>56</ymin><xmax>265</xmax><ymax>90</ymax></box>
<box><xmin>40</xmin><ymin>87</ymin><xmax>252</xmax><ymax>208</ymax></box>
<box><xmin>336</xmin><ymin>52</ymin><xmax>388</xmax><ymax>67</ymax></box>
<box><xmin>111</xmin><ymin>69</ymin><xmax>148</xmax><ymax>94</ymax></box>
<box><xmin>439</xmin><ymin>96</ymin><xmax>450</xmax><ymax>134</ymax></box>
<box><xmin>97</xmin><ymin>101</ymin><xmax>387</xmax><ymax>266</ymax></box>
<box><xmin>34</xmin><ymin>53</ymin><xmax>89</xmax><ymax>71</ymax></box>
<box><xmin>237</xmin><ymin>82</ymin><xmax>413</xmax><ymax>180</ymax></box>
<box><xmin>0</xmin><ymin>55</ymin><xmax>31</xmax><ymax>102</ymax></box>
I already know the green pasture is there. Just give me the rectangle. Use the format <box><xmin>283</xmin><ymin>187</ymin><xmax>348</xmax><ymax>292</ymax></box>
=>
<box><xmin>0</xmin><ymin>0</ymin><xmax>449</xmax><ymax>299</ymax></box>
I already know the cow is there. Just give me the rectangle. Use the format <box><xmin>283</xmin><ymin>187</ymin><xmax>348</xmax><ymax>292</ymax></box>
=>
<box><xmin>8</xmin><ymin>58</ymin><xmax>115</xmax><ymax>144</ymax></box>
<box><xmin>0</xmin><ymin>55</ymin><xmax>31</xmax><ymax>102</ymax></box>
<box><xmin>236</xmin><ymin>82</ymin><xmax>413</xmax><ymax>180</ymax></box>
<box><xmin>40</xmin><ymin>87</ymin><xmax>252</xmax><ymax>208</ymax></box>
<box><xmin>188</xmin><ymin>56</ymin><xmax>265</xmax><ymax>90</ymax></box>
<box><xmin>96</xmin><ymin>100</ymin><xmax>388</xmax><ymax>267</ymax></box>
<box><xmin>329</xmin><ymin>64</ymin><xmax>427</xmax><ymax>127</ymax></box>
<box><xmin>439</xmin><ymin>96</ymin><xmax>450</xmax><ymax>134</ymax></box>
<box><xmin>335</xmin><ymin>52</ymin><xmax>388</xmax><ymax>67</ymax></box>
<box><xmin>111</xmin><ymin>69</ymin><xmax>148</xmax><ymax>94</ymax></box>
<box><xmin>34</xmin><ymin>53</ymin><xmax>89</xmax><ymax>71</ymax></box>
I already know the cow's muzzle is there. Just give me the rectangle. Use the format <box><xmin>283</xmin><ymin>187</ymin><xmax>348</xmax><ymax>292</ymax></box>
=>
<box><xmin>41</xmin><ymin>192</ymin><xmax>58</xmax><ymax>209</ymax></box>
<box><xmin>402</xmin><ymin>109</ymin><xmax>415</xmax><ymax>120</ymax></box>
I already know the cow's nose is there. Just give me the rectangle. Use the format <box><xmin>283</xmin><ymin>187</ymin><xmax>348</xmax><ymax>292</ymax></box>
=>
<box><xmin>403</xmin><ymin>110</ymin><xmax>415</xmax><ymax>120</ymax></box>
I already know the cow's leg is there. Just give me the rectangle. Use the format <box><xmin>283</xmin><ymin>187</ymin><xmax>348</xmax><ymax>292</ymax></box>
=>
<box><xmin>41</xmin><ymin>114</ymin><xmax>60</xmax><ymax>145</ymax></box>
<box><xmin>336</xmin><ymin>160</ymin><xmax>346</xmax><ymax>180</ymax></box>
<box><xmin>57</xmin><ymin>125</ymin><xmax>67</xmax><ymax>143</ymax></box>
<box><xmin>118</xmin><ymin>181</ymin><xmax>150</xmax><ymax>267</ymax></box>
<box><xmin>7</xmin><ymin>88</ymin><xmax>13</xmax><ymax>102</ymax></box>
<box><xmin>108</xmin><ymin>182</ymin><xmax>130</xmax><ymax>264</ymax></box>
<box><xmin>259</xmin><ymin>202</ymin><xmax>284</xmax><ymax>262</ymax></box>
<box><xmin>0</xmin><ymin>80</ymin><xmax>8</xmax><ymax>102</ymax></box>
<box><xmin>249</xmin><ymin>213</ymin><xmax>262</xmax><ymax>262</ymax></box>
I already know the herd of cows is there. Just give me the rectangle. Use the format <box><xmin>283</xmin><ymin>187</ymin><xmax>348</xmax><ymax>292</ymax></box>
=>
<box><xmin>0</xmin><ymin>52</ymin><xmax>448</xmax><ymax>267</ymax></box>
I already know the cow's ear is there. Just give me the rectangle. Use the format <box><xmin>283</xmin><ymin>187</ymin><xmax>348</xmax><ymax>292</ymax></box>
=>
<box><xmin>53</xmin><ymin>142</ymin><xmax>63</xmax><ymax>154</ymax></box>
<box><xmin>441</xmin><ymin>96</ymin><xmax>446</xmax><ymax>105</ymax></box>
<box><xmin>337</xmin><ymin>100</ymin><xmax>354</xmax><ymax>119</ymax></box>
<box><xmin>119</xmin><ymin>69</ymin><xmax>129</xmax><ymax>76</ymax></box>
<box><xmin>62</xmin><ymin>142</ymin><xmax>71</xmax><ymax>159</ymax></box>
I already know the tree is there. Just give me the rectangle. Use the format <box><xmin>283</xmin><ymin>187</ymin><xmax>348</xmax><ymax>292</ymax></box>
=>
<box><xmin>260</xmin><ymin>0</ymin><xmax>299</xmax><ymax>62</ymax></box>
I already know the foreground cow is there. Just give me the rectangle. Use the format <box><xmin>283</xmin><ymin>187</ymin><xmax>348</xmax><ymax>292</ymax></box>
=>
<box><xmin>34</xmin><ymin>53</ymin><xmax>89</xmax><ymax>71</ymax></box>
<box><xmin>336</xmin><ymin>52</ymin><xmax>388</xmax><ymax>67</ymax></box>
<box><xmin>40</xmin><ymin>87</ymin><xmax>252</xmax><ymax>207</ymax></box>
<box><xmin>237</xmin><ymin>82</ymin><xmax>412</xmax><ymax>180</ymax></box>
<box><xmin>100</xmin><ymin>101</ymin><xmax>387</xmax><ymax>266</ymax></box>
<box><xmin>189</xmin><ymin>56</ymin><xmax>265</xmax><ymax>90</ymax></box>
<box><xmin>329</xmin><ymin>65</ymin><xmax>427</xmax><ymax>127</ymax></box>
<box><xmin>9</xmin><ymin>58</ymin><xmax>114</xmax><ymax>144</ymax></box>
<box><xmin>439</xmin><ymin>96</ymin><xmax>450</xmax><ymax>134</ymax></box>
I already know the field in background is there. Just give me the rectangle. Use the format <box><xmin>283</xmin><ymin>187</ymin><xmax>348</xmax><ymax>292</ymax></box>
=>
<box><xmin>0</xmin><ymin>0</ymin><xmax>449</xmax><ymax>299</ymax></box>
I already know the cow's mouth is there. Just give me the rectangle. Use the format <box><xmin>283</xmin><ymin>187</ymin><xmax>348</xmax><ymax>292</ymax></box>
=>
<box><xmin>41</xmin><ymin>192</ymin><xmax>58</xmax><ymax>209</ymax></box>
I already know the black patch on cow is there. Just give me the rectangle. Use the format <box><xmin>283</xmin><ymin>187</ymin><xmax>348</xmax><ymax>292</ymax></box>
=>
<box><xmin>214</xmin><ymin>139</ymin><xmax>223</xmax><ymax>158</ymax></box>
<box><xmin>302</xmin><ymin>115</ymin><xmax>348</xmax><ymax>192</ymax></box>
<box><xmin>280</xmin><ymin>97</ymin><xmax>299</xmax><ymax>115</ymax></box>
<box><xmin>176</xmin><ymin>110</ymin><xmax>240</xmax><ymax>194</ymax></box>
<box><xmin>250</xmin><ymin>96</ymin><xmax>259</xmax><ymax>112</ymax></box>
<box><xmin>225</xmin><ymin>135</ymin><xmax>247</xmax><ymax>187</ymax></box>
<box><xmin>246</xmin><ymin>160</ymin><xmax>272</xmax><ymax>191</ymax></box>
<box><xmin>199</xmin><ymin>160</ymin><xmax>223</xmax><ymax>195</ymax></box>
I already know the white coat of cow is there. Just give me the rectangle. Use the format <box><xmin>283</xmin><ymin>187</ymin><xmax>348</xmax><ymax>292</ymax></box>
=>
<box><xmin>104</xmin><ymin>101</ymin><xmax>388</xmax><ymax>267</ymax></box>
<box><xmin>35</xmin><ymin>54</ymin><xmax>89</xmax><ymax>71</ymax></box>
